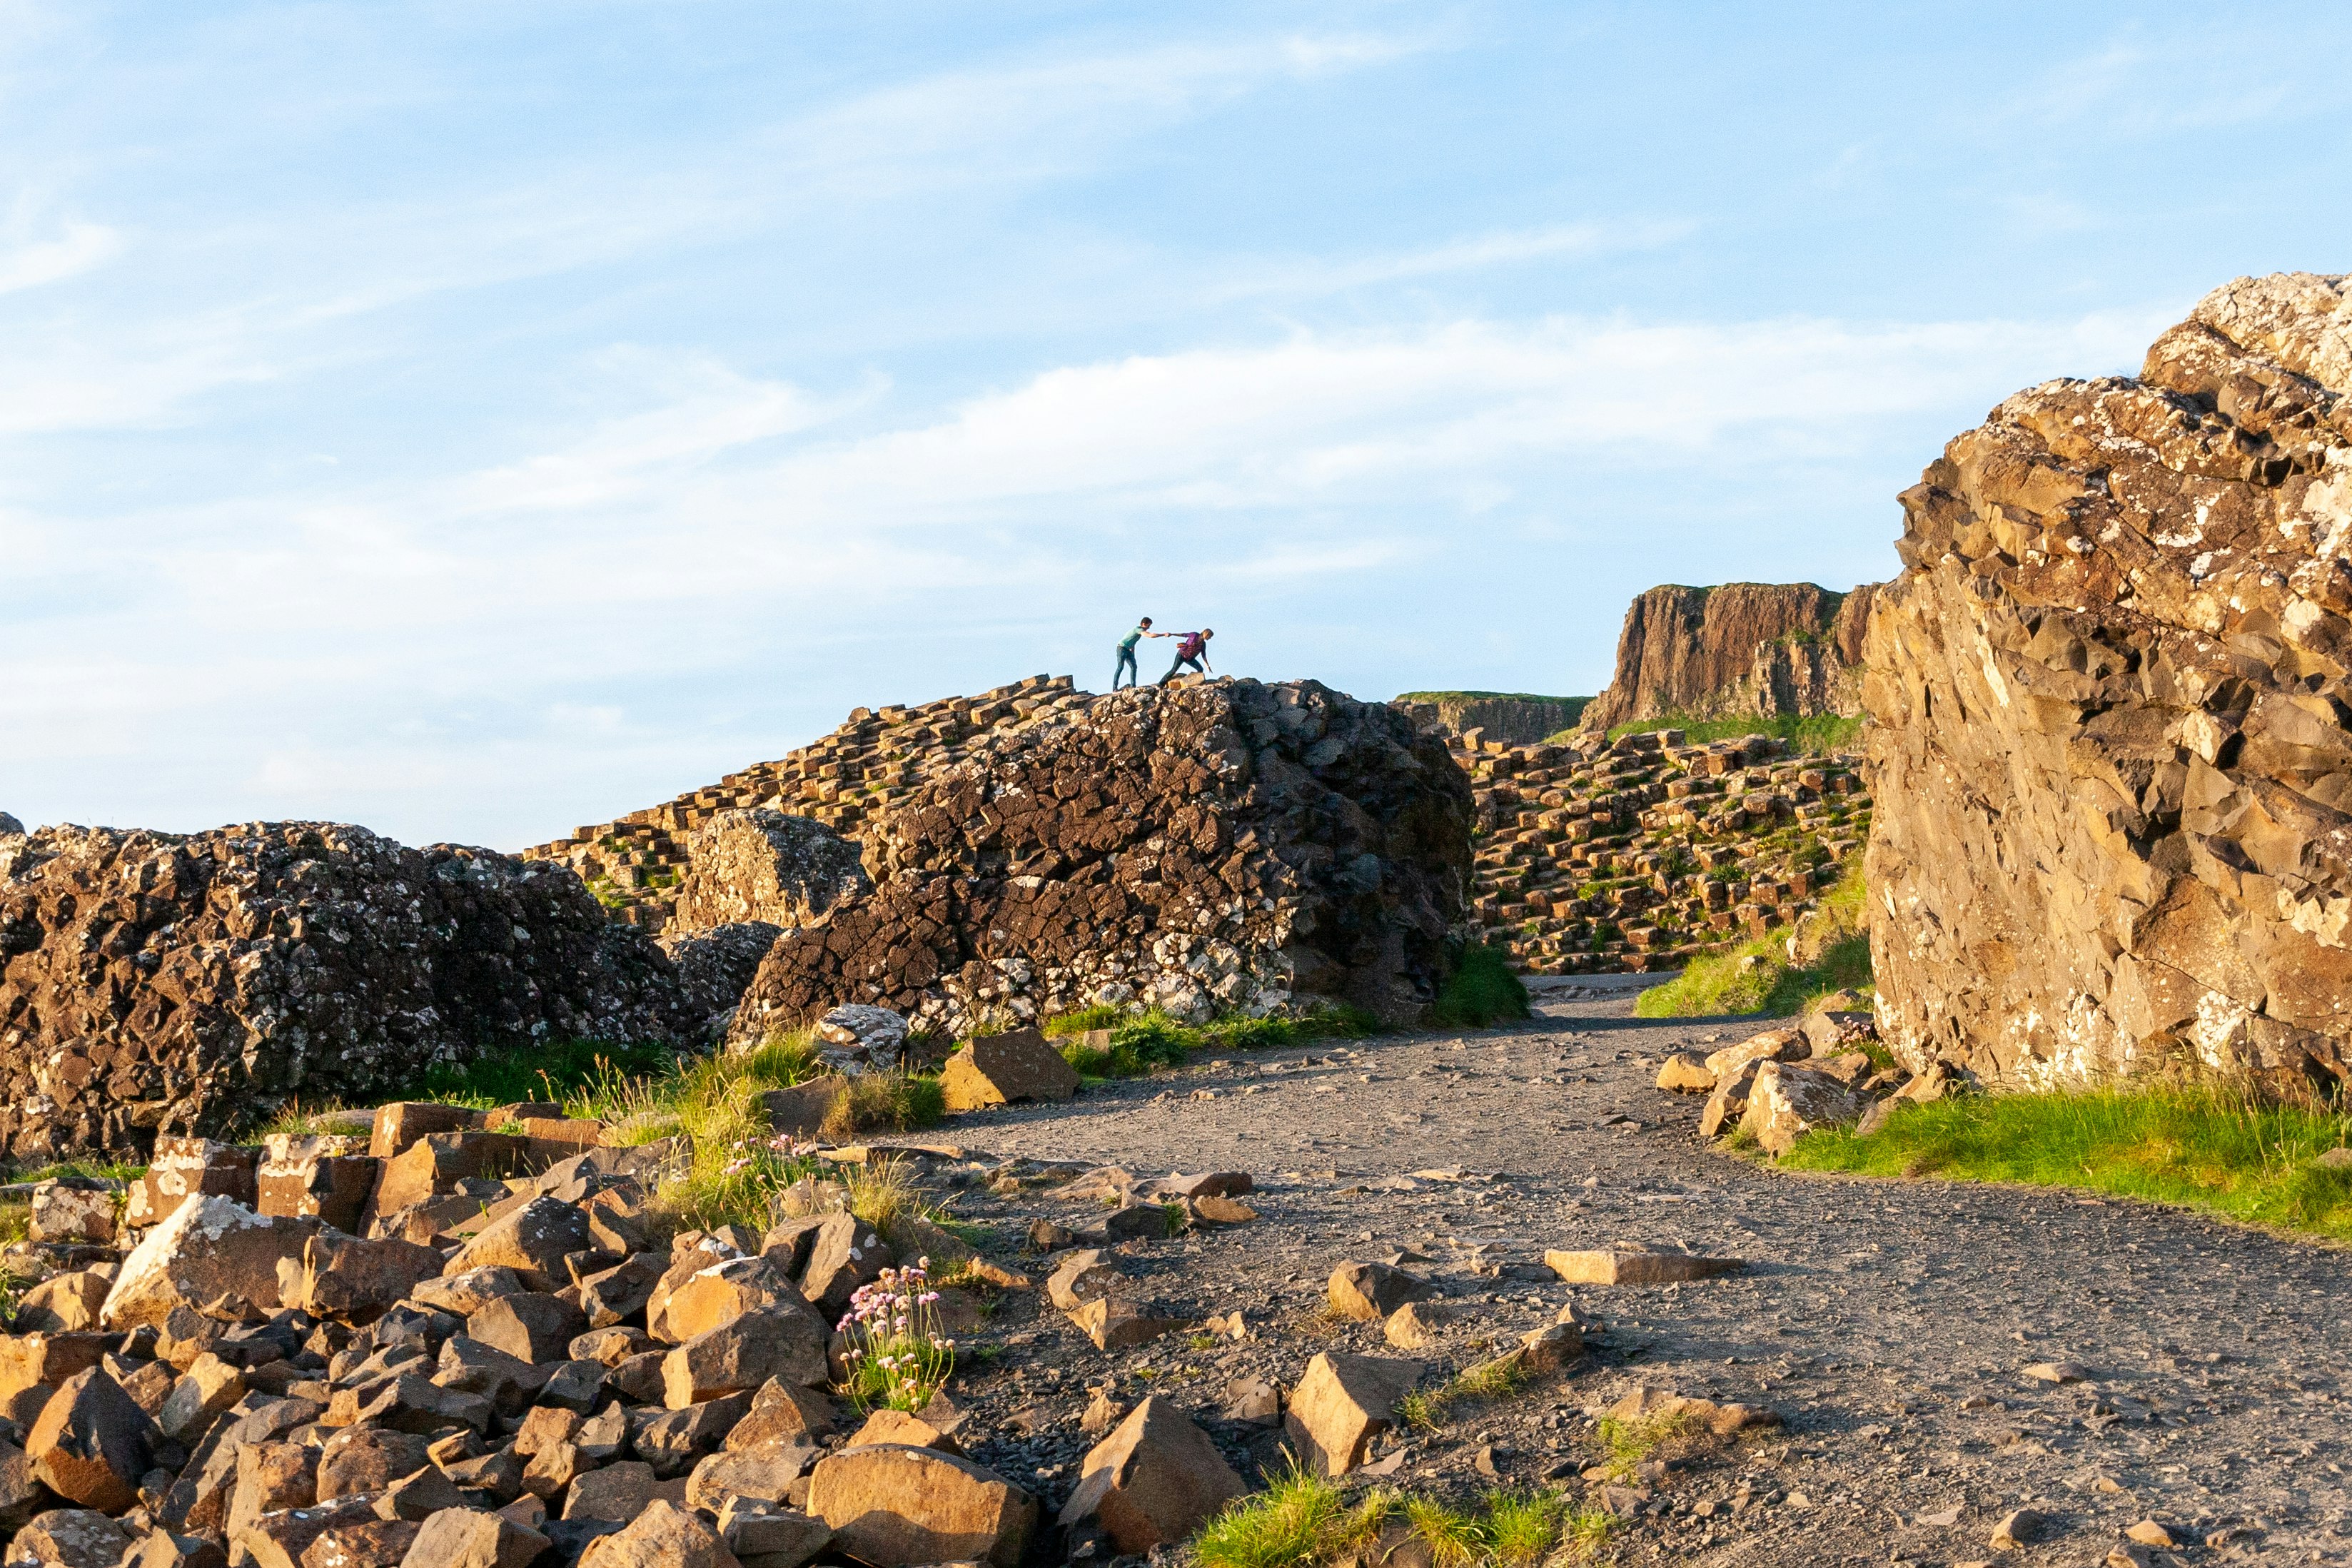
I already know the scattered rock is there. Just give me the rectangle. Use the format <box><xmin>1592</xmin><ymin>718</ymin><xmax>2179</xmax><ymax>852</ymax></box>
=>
<box><xmin>26</xmin><ymin>1369</ymin><xmax>159</xmax><ymax>1514</ymax></box>
<box><xmin>1326</xmin><ymin>1262</ymin><xmax>1434</xmax><ymax>1321</ymax></box>
<box><xmin>1057</xmin><ymin>1396</ymin><xmax>1246</xmax><ymax>1553</ymax></box>
<box><xmin>939</xmin><ymin>1030</ymin><xmax>1082</xmax><ymax>1113</ymax></box>
<box><xmin>1283</xmin><ymin>1352</ymin><xmax>1421</xmax><ymax>1477</ymax></box>
<box><xmin>807</xmin><ymin>1445</ymin><xmax>1037</xmax><ymax>1568</ymax></box>
<box><xmin>1654</xmin><ymin>1053</ymin><xmax>1715</xmax><ymax>1093</ymax></box>
<box><xmin>1989</xmin><ymin>1507</ymin><xmax>2044</xmax><ymax>1550</ymax></box>
<box><xmin>1740</xmin><ymin>1061</ymin><xmax>1866</xmax><ymax>1156</ymax></box>
<box><xmin>1543</xmin><ymin>1247</ymin><xmax>1744</xmax><ymax>1285</ymax></box>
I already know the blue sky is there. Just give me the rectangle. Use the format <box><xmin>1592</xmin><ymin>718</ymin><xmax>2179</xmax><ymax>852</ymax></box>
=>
<box><xmin>6</xmin><ymin>2</ymin><xmax>2349</xmax><ymax>849</ymax></box>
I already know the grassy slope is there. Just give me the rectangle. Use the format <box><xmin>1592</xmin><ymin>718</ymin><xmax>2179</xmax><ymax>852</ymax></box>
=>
<box><xmin>1785</xmin><ymin>1083</ymin><xmax>2352</xmax><ymax>1244</ymax></box>
<box><xmin>1635</xmin><ymin>855</ymin><xmax>1870</xmax><ymax>1018</ymax></box>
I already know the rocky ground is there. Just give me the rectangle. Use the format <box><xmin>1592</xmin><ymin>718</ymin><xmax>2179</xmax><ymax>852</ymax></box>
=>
<box><xmin>939</xmin><ymin>981</ymin><xmax>2352</xmax><ymax>1567</ymax></box>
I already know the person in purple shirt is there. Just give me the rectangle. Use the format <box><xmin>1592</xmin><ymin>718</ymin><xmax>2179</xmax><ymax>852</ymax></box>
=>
<box><xmin>1158</xmin><ymin>627</ymin><xmax>1213</xmax><ymax>684</ymax></box>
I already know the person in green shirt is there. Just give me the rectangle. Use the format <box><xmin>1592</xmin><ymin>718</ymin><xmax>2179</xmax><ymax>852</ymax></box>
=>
<box><xmin>1114</xmin><ymin>617</ymin><xmax>1161</xmax><ymax>689</ymax></box>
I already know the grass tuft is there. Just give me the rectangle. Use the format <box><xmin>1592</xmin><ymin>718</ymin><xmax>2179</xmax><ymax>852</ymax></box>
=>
<box><xmin>1050</xmin><ymin>1003</ymin><xmax>1376</xmax><ymax>1081</ymax></box>
<box><xmin>1403</xmin><ymin>1498</ymin><xmax>1484</xmax><ymax>1568</ymax></box>
<box><xmin>1192</xmin><ymin>1465</ymin><xmax>1390</xmax><ymax>1568</ymax></box>
<box><xmin>819</xmin><ymin>1073</ymin><xmax>949</xmax><ymax>1142</ymax></box>
<box><xmin>412</xmin><ymin>1036</ymin><xmax>681</xmax><ymax>1110</ymax></box>
<box><xmin>1593</xmin><ymin>1408</ymin><xmax>1701</xmax><ymax>1480</ymax></box>
<box><xmin>1782</xmin><ymin>1079</ymin><xmax>2352</xmax><ymax>1242</ymax></box>
<box><xmin>1432</xmin><ymin>944</ymin><xmax>1530</xmax><ymax>1028</ymax></box>
<box><xmin>1400</xmin><ymin>1353</ymin><xmax>1528</xmax><ymax>1432</ymax></box>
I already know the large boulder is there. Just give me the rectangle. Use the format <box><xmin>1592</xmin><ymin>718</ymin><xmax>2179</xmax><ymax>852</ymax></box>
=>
<box><xmin>1283</xmin><ymin>1352</ymin><xmax>1420</xmax><ymax>1477</ymax></box>
<box><xmin>806</xmin><ymin>1445</ymin><xmax>1035</xmax><ymax>1568</ymax></box>
<box><xmin>938</xmin><ymin>1029</ymin><xmax>1080</xmax><ymax>1111</ymax></box>
<box><xmin>102</xmin><ymin>1195</ymin><xmax>320</xmax><ymax>1327</ymax></box>
<box><xmin>1867</xmin><ymin>271</ymin><xmax>2352</xmax><ymax>1090</ymax></box>
<box><xmin>727</xmin><ymin>680</ymin><xmax>1471</xmax><ymax>1036</ymax></box>
<box><xmin>666</xmin><ymin>810</ymin><xmax>870</xmax><ymax>936</ymax></box>
<box><xmin>1057</xmin><ymin>1396</ymin><xmax>1246</xmax><ymax>1553</ymax></box>
<box><xmin>0</xmin><ymin>821</ymin><xmax>698</xmax><ymax>1159</ymax></box>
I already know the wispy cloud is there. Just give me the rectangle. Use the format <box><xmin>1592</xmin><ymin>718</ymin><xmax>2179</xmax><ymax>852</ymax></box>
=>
<box><xmin>1204</xmin><ymin>219</ymin><xmax>1692</xmax><ymax>302</ymax></box>
<box><xmin>0</xmin><ymin>215</ymin><xmax>118</xmax><ymax>294</ymax></box>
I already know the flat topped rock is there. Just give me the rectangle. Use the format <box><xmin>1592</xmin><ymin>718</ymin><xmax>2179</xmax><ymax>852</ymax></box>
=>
<box><xmin>1543</xmin><ymin>1247</ymin><xmax>1745</xmax><ymax>1285</ymax></box>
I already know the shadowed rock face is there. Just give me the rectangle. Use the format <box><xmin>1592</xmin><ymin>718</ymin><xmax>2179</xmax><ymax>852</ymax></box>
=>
<box><xmin>727</xmin><ymin>678</ymin><xmax>1473</xmax><ymax>1039</ymax></box>
<box><xmin>0</xmin><ymin>820</ymin><xmax>697</xmax><ymax>1159</ymax></box>
<box><xmin>1579</xmin><ymin>582</ymin><xmax>1876</xmax><ymax>734</ymax></box>
<box><xmin>1867</xmin><ymin>271</ymin><xmax>2352</xmax><ymax>1091</ymax></box>
<box><xmin>1391</xmin><ymin>694</ymin><xmax>1588</xmax><ymax>747</ymax></box>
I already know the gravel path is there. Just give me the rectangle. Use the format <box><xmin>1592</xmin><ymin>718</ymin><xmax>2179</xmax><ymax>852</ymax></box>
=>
<box><xmin>929</xmin><ymin>987</ymin><xmax>2352</xmax><ymax>1567</ymax></box>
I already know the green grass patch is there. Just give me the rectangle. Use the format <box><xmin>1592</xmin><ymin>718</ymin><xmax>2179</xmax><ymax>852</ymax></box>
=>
<box><xmin>1193</xmin><ymin>1465</ymin><xmax>1390</xmax><ymax>1568</ymax></box>
<box><xmin>1782</xmin><ymin>1081</ymin><xmax>2352</xmax><ymax>1242</ymax></box>
<box><xmin>1604</xmin><ymin>712</ymin><xmax>1862</xmax><ymax>753</ymax></box>
<box><xmin>1592</xmin><ymin>1408</ymin><xmax>1702</xmax><ymax>1480</ymax></box>
<box><xmin>1049</xmin><ymin>1003</ymin><xmax>1376</xmax><ymax>1079</ymax></box>
<box><xmin>412</xmin><ymin>1036</ymin><xmax>682</xmax><ymax>1111</ymax></box>
<box><xmin>1433</xmin><ymin>944</ymin><xmax>1530</xmax><ymax>1028</ymax></box>
<box><xmin>1637</xmin><ymin>854</ymin><xmax>1870</xmax><ymax>1019</ymax></box>
<box><xmin>820</xmin><ymin>1072</ymin><xmax>949</xmax><ymax>1142</ymax></box>
<box><xmin>1401</xmin><ymin>1352</ymin><xmax>1530</xmax><ymax>1431</ymax></box>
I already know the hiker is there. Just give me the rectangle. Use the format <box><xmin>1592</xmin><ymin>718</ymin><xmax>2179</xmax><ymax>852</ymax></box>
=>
<box><xmin>1114</xmin><ymin>617</ymin><xmax>1161</xmax><ymax>689</ymax></box>
<box><xmin>1158</xmin><ymin>627</ymin><xmax>1214</xmax><ymax>685</ymax></box>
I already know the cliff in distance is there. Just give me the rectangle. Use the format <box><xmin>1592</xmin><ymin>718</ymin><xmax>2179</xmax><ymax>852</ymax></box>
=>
<box><xmin>1578</xmin><ymin>582</ymin><xmax>1877</xmax><ymax>735</ymax></box>
<box><xmin>1392</xmin><ymin>691</ymin><xmax>1590</xmax><ymax>746</ymax></box>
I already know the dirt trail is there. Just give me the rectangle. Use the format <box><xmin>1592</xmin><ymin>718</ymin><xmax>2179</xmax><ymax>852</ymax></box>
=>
<box><xmin>933</xmin><ymin>988</ymin><xmax>2352</xmax><ymax>1567</ymax></box>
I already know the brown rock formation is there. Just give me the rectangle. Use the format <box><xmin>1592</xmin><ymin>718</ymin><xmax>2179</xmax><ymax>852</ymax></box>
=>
<box><xmin>665</xmin><ymin>811</ymin><xmax>868</xmax><ymax>936</ymax></box>
<box><xmin>1579</xmin><ymin>582</ymin><xmax>1876</xmax><ymax>734</ymax></box>
<box><xmin>726</xmin><ymin>679</ymin><xmax>1472</xmax><ymax>1038</ymax></box>
<box><xmin>0</xmin><ymin>821</ymin><xmax>695</xmax><ymax>1160</ymax></box>
<box><xmin>520</xmin><ymin>675</ymin><xmax>1085</xmax><ymax>930</ymax></box>
<box><xmin>1391</xmin><ymin>693</ymin><xmax>1588</xmax><ymax>746</ymax></box>
<box><xmin>1867</xmin><ymin>270</ymin><xmax>2352</xmax><ymax>1090</ymax></box>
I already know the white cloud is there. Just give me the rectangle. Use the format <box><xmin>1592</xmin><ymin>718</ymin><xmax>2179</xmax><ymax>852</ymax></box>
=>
<box><xmin>0</xmin><ymin>216</ymin><xmax>118</xmax><ymax>294</ymax></box>
<box><xmin>1206</xmin><ymin>220</ymin><xmax>1693</xmax><ymax>301</ymax></box>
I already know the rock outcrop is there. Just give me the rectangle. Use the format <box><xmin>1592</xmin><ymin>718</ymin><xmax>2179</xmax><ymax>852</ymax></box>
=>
<box><xmin>1867</xmin><ymin>270</ymin><xmax>2352</xmax><ymax>1090</ymax></box>
<box><xmin>521</xmin><ymin>676</ymin><xmax>1087</xmax><ymax>930</ymax></box>
<box><xmin>726</xmin><ymin>679</ymin><xmax>1470</xmax><ymax>1038</ymax></box>
<box><xmin>1391</xmin><ymin>692</ymin><xmax>1588</xmax><ymax>747</ymax></box>
<box><xmin>1451</xmin><ymin>727</ymin><xmax>1872</xmax><ymax>973</ymax></box>
<box><xmin>665</xmin><ymin>810</ymin><xmax>869</xmax><ymax>936</ymax></box>
<box><xmin>0</xmin><ymin>821</ymin><xmax>695</xmax><ymax>1159</ymax></box>
<box><xmin>1579</xmin><ymin>582</ymin><xmax>1877</xmax><ymax>734</ymax></box>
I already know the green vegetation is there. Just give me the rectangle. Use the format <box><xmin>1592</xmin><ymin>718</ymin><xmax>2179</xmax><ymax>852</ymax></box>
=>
<box><xmin>1395</xmin><ymin>690</ymin><xmax>1593</xmax><ymax>719</ymax></box>
<box><xmin>1400</xmin><ymin>1352</ymin><xmax>1529</xmax><ymax>1431</ymax></box>
<box><xmin>1636</xmin><ymin>854</ymin><xmax>1870</xmax><ymax>1018</ymax></box>
<box><xmin>822</xmin><ymin>1073</ymin><xmax>949</xmax><ymax>1142</ymax></box>
<box><xmin>1045</xmin><ymin>1004</ymin><xmax>1376</xmax><ymax>1080</ymax></box>
<box><xmin>1194</xmin><ymin>1474</ymin><xmax>1612</xmax><ymax>1568</ymax></box>
<box><xmin>1433</xmin><ymin>944</ymin><xmax>1530</xmax><ymax>1028</ymax></box>
<box><xmin>1603</xmin><ymin>712</ymin><xmax>1862</xmax><ymax>754</ymax></box>
<box><xmin>411</xmin><ymin>1036</ymin><xmax>683</xmax><ymax>1111</ymax></box>
<box><xmin>1782</xmin><ymin>1081</ymin><xmax>2352</xmax><ymax>1243</ymax></box>
<box><xmin>1192</xmin><ymin>1466</ymin><xmax>1389</xmax><ymax>1568</ymax></box>
<box><xmin>1592</xmin><ymin>1407</ymin><xmax>1702</xmax><ymax>1480</ymax></box>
